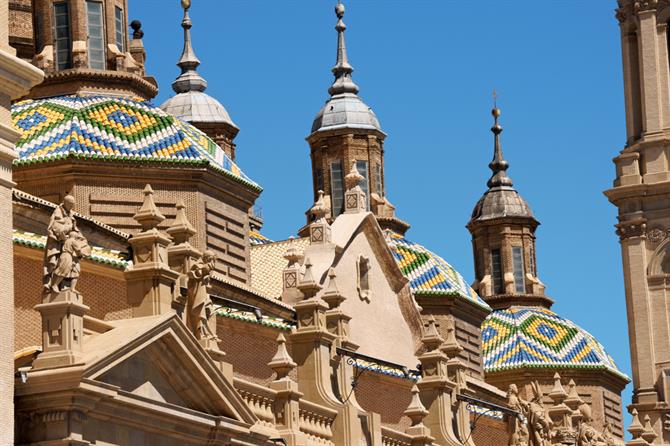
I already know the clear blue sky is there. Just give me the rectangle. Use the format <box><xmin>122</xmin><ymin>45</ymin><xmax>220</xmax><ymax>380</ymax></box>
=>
<box><xmin>131</xmin><ymin>0</ymin><xmax>631</xmax><ymax>427</ymax></box>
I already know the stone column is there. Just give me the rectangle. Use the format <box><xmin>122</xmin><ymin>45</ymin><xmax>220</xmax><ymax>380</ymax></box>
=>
<box><xmin>637</xmin><ymin>8</ymin><xmax>663</xmax><ymax>136</ymax></box>
<box><xmin>0</xmin><ymin>6</ymin><xmax>43</xmax><ymax>442</ymax></box>
<box><xmin>617</xmin><ymin>222</ymin><xmax>657</xmax><ymax>403</ymax></box>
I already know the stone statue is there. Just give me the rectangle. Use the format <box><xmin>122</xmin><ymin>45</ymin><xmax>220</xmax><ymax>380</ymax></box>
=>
<box><xmin>43</xmin><ymin>195</ymin><xmax>90</xmax><ymax>294</ymax></box>
<box><xmin>528</xmin><ymin>382</ymin><xmax>552</xmax><ymax>446</ymax></box>
<box><xmin>507</xmin><ymin>384</ymin><xmax>530</xmax><ymax>446</ymax></box>
<box><xmin>576</xmin><ymin>404</ymin><xmax>608</xmax><ymax>446</ymax></box>
<box><xmin>186</xmin><ymin>250</ymin><xmax>218</xmax><ymax>341</ymax></box>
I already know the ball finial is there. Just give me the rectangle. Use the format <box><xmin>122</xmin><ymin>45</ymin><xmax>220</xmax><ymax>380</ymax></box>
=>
<box><xmin>492</xmin><ymin>107</ymin><xmax>501</xmax><ymax>118</ymax></box>
<box><xmin>335</xmin><ymin>1</ymin><xmax>345</xmax><ymax>19</ymax></box>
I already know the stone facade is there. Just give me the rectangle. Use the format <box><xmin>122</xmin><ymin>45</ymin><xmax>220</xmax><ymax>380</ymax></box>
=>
<box><xmin>0</xmin><ymin>1</ymin><xmax>43</xmax><ymax>442</ymax></box>
<box><xmin>606</xmin><ymin>1</ymin><xmax>670</xmax><ymax>444</ymax></box>
<box><xmin>0</xmin><ymin>0</ymin><xmax>650</xmax><ymax>445</ymax></box>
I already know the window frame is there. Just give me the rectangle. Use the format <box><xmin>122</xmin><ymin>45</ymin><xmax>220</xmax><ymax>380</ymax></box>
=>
<box><xmin>512</xmin><ymin>246</ymin><xmax>526</xmax><ymax>293</ymax></box>
<box><xmin>330</xmin><ymin>161</ymin><xmax>344</xmax><ymax>217</ymax></box>
<box><xmin>53</xmin><ymin>2</ymin><xmax>72</xmax><ymax>70</ymax></box>
<box><xmin>86</xmin><ymin>0</ymin><xmax>106</xmax><ymax>70</ymax></box>
<box><xmin>491</xmin><ymin>248</ymin><xmax>504</xmax><ymax>294</ymax></box>
<box><xmin>114</xmin><ymin>5</ymin><xmax>125</xmax><ymax>53</ymax></box>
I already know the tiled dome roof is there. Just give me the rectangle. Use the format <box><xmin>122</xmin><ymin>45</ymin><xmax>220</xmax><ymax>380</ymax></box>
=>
<box><xmin>11</xmin><ymin>95</ymin><xmax>259</xmax><ymax>191</ymax></box>
<box><xmin>249</xmin><ymin>229</ymin><xmax>273</xmax><ymax>246</ymax></box>
<box><xmin>385</xmin><ymin>231</ymin><xmax>490</xmax><ymax>310</ymax></box>
<box><xmin>482</xmin><ymin>307</ymin><xmax>627</xmax><ymax>378</ymax></box>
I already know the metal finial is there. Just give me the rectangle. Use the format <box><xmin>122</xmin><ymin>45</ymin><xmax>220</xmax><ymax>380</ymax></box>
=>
<box><xmin>328</xmin><ymin>0</ymin><xmax>359</xmax><ymax>96</ymax></box>
<box><xmin>172</xmin><ymin>0</ymin><xmax>208</xmax><ymax>94</ymax></box>
<box><xmin>487</xmin><ymin>98</ymin><xmax>513</xmax><ymax>189</ymax></box>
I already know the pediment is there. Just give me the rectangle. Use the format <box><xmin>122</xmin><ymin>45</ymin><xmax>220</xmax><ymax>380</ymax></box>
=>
<box><xmin>83</xmin><ymin>314</ymin><xmax>257</xmax><ymax>424</ymax></box>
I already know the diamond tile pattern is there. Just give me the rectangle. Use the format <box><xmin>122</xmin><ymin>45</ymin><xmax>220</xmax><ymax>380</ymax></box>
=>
<box><xmin>249</xmin><ymin>230</ymin><xmax>273</xmax><ymax>246</ymax></box>
<box><xmin>385</xmin><ymin>231</ymin><xmax>490</xmax><ymax>310</ymax></box>
<box><xmin>482</xmin><ymin>307</ymin><xmax>625</xmax><ymax>376</ymax></box>
<box><xmin>11</xmin><ymin>95</ymin><xmax>259</xmax><ymax>190</ymax></box>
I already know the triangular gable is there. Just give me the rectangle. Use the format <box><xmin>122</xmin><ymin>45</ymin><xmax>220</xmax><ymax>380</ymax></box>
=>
<box><xmin>330</xmin><ymin>212</ymin><xmax>408</xmax><ymax>293</ymax></box>
<box><xmin>83</xmin><ymin>314</ymin><xmax>257</xmax><ymax>425</ymax></box>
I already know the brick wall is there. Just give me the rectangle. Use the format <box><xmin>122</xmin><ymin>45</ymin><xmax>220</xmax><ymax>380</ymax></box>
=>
<box><xmin>216</xmin><ymin>317</ymin><xmax>290</xmax><ymax>385</ymax></box>
<box><xmin>470</xmin><ymin>414</ymin><xmax>510</xmax><ymax>446</ymax></box>
<box><xmin>14</xmin><ymin>252</ymin><xmax>129</xmax><ymax>351</ymax></box>
<box><xmin>353</xmin><ymin>372</ymin><xmax>413</xmax><ymax>431</ymax></box>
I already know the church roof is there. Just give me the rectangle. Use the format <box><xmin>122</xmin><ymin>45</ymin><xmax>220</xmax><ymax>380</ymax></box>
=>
<box><xmin>10</xmin><ymin>95</ymin><xmax>260</xmax><ymax>191</ymax></box>
<box><xmin>13</xmin><ymin>229</ymin><xmax>130</xmax><ymax>269</ymax></box>
<box><xmin>249</xmin><ymin>229</ymin><xmax>273</xmax><ymax>246</ymax></box>
<box><xmin>482</xmin><ymin>307</ymin><xmax>627</xmax><ymax>379</ymax></box>
<box><xmin>385</xmin><ymin>231</ymin><xmax>490</xmax><ymax>310</ymax></box>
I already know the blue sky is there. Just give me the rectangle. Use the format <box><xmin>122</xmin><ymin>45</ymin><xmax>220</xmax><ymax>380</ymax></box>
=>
<box><xmin>131</xmin><ymin>0</ymin><xmax>631</xmax><ymax>427</ymax></box>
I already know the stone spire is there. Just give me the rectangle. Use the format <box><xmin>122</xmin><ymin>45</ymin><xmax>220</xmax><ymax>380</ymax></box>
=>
<box><xmin>487</xmin><ymin>102</ymin><xmax>513</xmax><ymax>189</ymax></box>
<box><xmin>125</xmin><ymin>185</ymin><xmax>180</xmax><ymax>317</ymax></box>
<box><xmin>467</xmin><ymin>99</ymin><xmax>546</xmax><ymax>308</ymax></box>
<box><xmin>172</xmin><ymin>0</ymin><xmax>208</xmax><ymax>94</ymax></box>
<box><xmin>328</xmin><ymin>0</ymin><xmax>359</xmax><ymax>96</ymax></box>
<box><xmin>344</xmin><ymin>161</ymin><xmax>367</xmax><ymax>214</ymax></box>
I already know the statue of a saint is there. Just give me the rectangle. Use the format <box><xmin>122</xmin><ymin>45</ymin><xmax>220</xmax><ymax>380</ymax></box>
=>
<box><xmin>528</xmin><ymin>382</ymin><xmax>552</xmax><ymax>446</ymax></box>
<box><xmin>508</xmin><ymin>384</ymin><xmax>530</xmax><ymax>446</ymax></box>
<box><xmin>186</xmin><ymin>250</ymin><xmax>218</xmax><ymax>341</ymax></box>
<box><xmin>577</xmin><ymin>404</ymin><xmax>609</xmax><ymax>446</ymax></box>
<box><xmin>43</xmin><ymin>195</ymin><xmax>90</xmax><ymax>295</ymax></box>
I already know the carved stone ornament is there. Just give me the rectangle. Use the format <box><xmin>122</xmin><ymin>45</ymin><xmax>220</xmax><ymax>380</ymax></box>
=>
<box><xmin>616</xmin><ymin>220</ymin><xmax>647</xmax><ymax>240</ymax></box>
<box><xmin>634</xmin><ymin>0</ymin><xmax>659</xmax><ymax>12</ymax></box>
<box><xmin>647</xmin><ymin>227</ymin><xmax>668</xmax><ymax>244</ymax></box>
<box><xmin>43</xmin><ymin>194</ymin><xmax>91</xmax><ymax>295</ymax></box>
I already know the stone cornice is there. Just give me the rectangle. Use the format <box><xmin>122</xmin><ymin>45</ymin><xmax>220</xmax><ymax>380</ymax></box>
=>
<box><xmin>27</xmin><ymin>69</ymin><xmax>157</xmax><ymax>101</ymax></box>
<box><xmin>0</xmin><ymin>49</ymin><xmax>44</xmax><ymax>99</ymax></box>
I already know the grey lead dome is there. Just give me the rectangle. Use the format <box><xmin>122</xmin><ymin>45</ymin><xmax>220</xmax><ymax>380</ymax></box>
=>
<box><xmin>159</xmin><ymin>0</ymin><xmax>236</xmax><ymax>128</ymax></box>
<box><xmin>310</xmin><ymin>0</ymin><xmax>383</xmax><ymax>136</ymax></box>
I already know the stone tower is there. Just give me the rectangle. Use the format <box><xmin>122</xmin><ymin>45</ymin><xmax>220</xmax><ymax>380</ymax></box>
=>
<box><xmin>467</xmin><ymin>105</ymin><xmax>548</xmax><ymax>308</ymax></box>
<box><xmin>606</xmin><ymin>1</ymin><xmax>670</xmax><ymax>443</ymax></box>
<box><xmin>0</xmin><ymin>0</ymin><xmax>43</xmax><ymax>443</ymax></box>
<box><xmin>160</xmin><ymin>0</ymin><xmax>240</xmax><ymax>161</ymax></box>
<box><xmin>473</xmin><ymin>105</ymin><xmax>629</xmax><ymax>437</ymax></box>
<box><xmin>22</xmin><ymin>0</ymin><xmax>156</xmax><ymax>99</ymax></box>
<box><xmin>305</xmin><ymin>0</ymin><xmax>408</xmax><ymax>235</ymax></box>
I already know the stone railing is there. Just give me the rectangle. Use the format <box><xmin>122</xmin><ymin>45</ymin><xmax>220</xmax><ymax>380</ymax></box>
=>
<box><xmin>298</xmin><ymin>399</ymin><xmax>337</xmax><ymax>445</ymax></box>
<box><xmin>234</xmin><ymin>379</ymin><xmax>277</xmax><ymax>428</ymax></box>
<box><xmin>381</xmin><ymin>426</ymin><xmax>413</xmax><ymax>446</ymax></box>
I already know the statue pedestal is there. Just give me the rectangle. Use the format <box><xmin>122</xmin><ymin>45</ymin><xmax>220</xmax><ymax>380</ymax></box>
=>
<box><xmin>33</xmin><ymin>290</ymin><xmax>89</xmax><ymax>369</ymax></box>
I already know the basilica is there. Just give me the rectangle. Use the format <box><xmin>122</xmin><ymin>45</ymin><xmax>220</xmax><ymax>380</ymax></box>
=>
<box><xmin>0</xmin><ymin>0</ymin><xmax>667</xmax><ymax>445</ymax></box>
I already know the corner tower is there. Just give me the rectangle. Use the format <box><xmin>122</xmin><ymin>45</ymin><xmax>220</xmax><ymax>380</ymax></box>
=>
<box><xmin>473</xmin><ymin>105</ymin><xmax>629</xmax><ymax>438</ymax></box>
<box><xmin>467</xmin><ymin>105</ymin><xmax>548</xmax><ymax>308</ymax></box>
<box><xmin>19</xmin><ymin>0</ymin><xmax>156</xmax><ymax>99</ymax></box>
<box><xmin>160</xmin><ymin>0</ymin><xmax>239</xmax><ymax>161</ymax></box>
<box><xmin>606</xmin><ymin>2</ymin><xmax>670</xmax><ymax>443</ymax></box>
<box><xmin>305</xmin><ymin>1</ymin><xmax>408</xmax><ymax>235</ymax></box>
